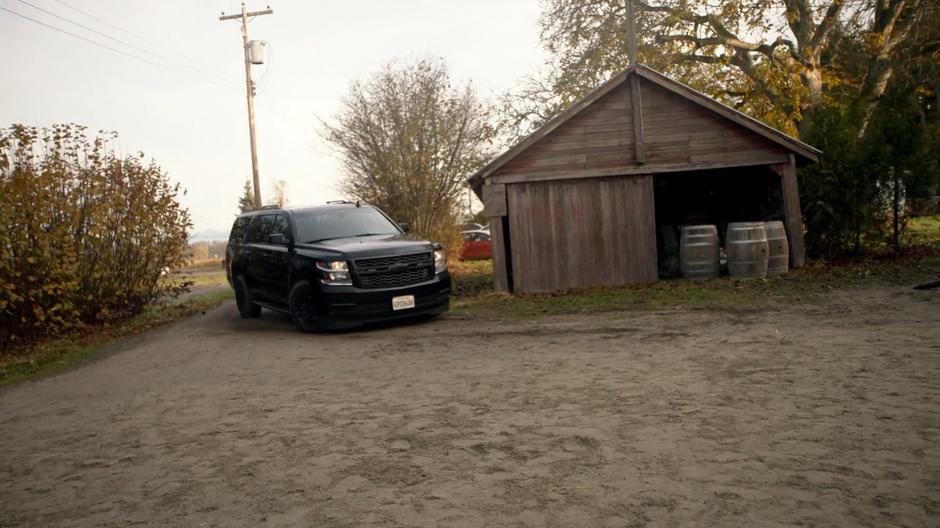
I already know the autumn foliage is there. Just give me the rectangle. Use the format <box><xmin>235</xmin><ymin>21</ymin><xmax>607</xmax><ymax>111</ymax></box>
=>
<box><xmin>0</xmin><ymin>124</ymin><xmax>191</xmax><ymax>350</ymax></box>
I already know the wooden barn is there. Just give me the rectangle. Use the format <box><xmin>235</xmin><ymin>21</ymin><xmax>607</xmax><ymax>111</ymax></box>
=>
<box><xmin>469</xmin><ymin>64</ymin><xmax>820</xmax><ymax>293</ymax></box>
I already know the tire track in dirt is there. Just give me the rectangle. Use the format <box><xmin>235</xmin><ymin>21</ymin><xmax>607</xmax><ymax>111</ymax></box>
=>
<box><xmin>0</xmin><ymin>286</ymin><xmax>937</xmax><ymax>527</ymax></box>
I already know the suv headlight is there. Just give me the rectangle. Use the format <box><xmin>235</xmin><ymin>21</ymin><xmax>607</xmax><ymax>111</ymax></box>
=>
<box><xmin>316</xmin><ymin>260</ymin><xmax>352</xmax><ymax>286</ymax></box>
<box><xmin>433</xmin><ymin>249</ymin><xmax>446</xmax><ymax>274</ymax></box>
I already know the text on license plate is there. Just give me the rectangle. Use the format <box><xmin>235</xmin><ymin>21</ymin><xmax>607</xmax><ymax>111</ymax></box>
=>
<box><xmin>392</xmin><ymin>295</ymin><xmax>416</xmax><ymax>311</ymax></box>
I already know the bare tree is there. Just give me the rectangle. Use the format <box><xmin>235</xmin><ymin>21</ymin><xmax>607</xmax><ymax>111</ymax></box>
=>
<box><xmin>321</xmin><ymin>58</ymin><xmax>495</xmax><ymax>250</ymax></box>
<box><xmin>270</xmin><ymin>179</ymin><xmax>288</xmax><ymax>208</ymax></box>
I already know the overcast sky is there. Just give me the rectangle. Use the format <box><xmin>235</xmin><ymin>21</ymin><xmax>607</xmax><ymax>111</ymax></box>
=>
<box><xmin>1</xmin><ymin>0</ymin><xmax>545</xmax><ymax>237</ymax></box>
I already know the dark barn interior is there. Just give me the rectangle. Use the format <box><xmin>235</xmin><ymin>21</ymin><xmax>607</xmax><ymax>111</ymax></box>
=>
<box><xmin>653</xmin><ymin>167</ymin><xmax>786</xmax><ymax>276</ymax></box>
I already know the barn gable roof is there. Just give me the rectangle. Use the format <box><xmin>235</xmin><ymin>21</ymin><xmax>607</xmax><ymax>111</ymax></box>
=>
<box><xmin>469</xmin><ymin>64</ymin><xmax>820</xmax><ymax>191</ymax></box>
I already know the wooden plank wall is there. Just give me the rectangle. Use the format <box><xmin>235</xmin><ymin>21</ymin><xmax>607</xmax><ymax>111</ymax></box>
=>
<box><xmin>506</xmin><ymin>176</ymin><xmax>658</xmax><ymax>292</ymax></box>
<box><xmin>640</xmin><ymin>78</ymin><xmax>789</xmax><ymax>167</ymax></box>
<box><xmin>488</xmin><ymin>76</ymin><xmax>790</xmax><ymax>186</ymax></box>
<box><xmin>496</xmin><ymin>84</ymin><xmax>635</xmax><ymax>181</ymax></box>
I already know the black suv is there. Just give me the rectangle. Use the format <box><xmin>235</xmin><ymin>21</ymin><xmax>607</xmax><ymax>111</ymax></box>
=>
<box><xmin>225</xmin><ymin>202</ymin><xmax>451</xmax><ymax>331</ymax></box>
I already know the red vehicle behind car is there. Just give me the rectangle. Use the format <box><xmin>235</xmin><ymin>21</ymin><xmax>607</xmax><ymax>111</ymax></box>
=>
<box><xmin>459</xmin><ymin>229</ymin><xmax>492</xmax><ymax>260</ymax></box>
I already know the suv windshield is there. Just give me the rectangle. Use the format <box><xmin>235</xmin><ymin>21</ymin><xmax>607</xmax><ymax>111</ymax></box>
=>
<box><xmin>294</xmin><ymin>206</ymin><xmax>401</xmax><ymax>243</ymax></box>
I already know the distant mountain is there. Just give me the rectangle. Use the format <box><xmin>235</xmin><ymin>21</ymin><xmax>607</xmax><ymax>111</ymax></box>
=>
<box><xmin>189</xmin><ymin>229</ymin><xmax>229</xmax><ymax>243</ymax></box>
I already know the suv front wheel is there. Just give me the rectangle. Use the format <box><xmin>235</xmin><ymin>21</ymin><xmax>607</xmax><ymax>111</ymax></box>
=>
<box><xmin>234</xmin><ymin>274</ymin><xmax>262</xmax><ymax>319</ymax></box>
<box><xmin>289</xmin><ymin>280</ymin><xmax>320</xmax><ymax>332</ymax></box>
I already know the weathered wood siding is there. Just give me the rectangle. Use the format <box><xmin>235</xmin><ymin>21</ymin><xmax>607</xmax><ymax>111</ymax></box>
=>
<box><xmin>506</xmin><ymin>176</ymin><xmax>658</xmax><ymax>292</ymax></box>
<box><xmin>488</xmin><ymin>78</ymin><xmax>791</xmax><ymax>186</ymax></box>
<box><xmin>496</xmin><ymin>84</ymin><xmax>635</xmax><ymax>181</ymax></box>
<box><xmin>640</xmin><ymin>78</ymin><xmax>788</xmax><ymax>167</ymax></box>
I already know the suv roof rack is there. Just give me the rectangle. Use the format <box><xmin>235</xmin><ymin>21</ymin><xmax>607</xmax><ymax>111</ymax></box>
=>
<box><xmin>260</xmin><ymin>204</ymin><xmax>281</xmax><ymax>210</ymax></box>
<box><xmin>326</xmin><ymin>200</ymin><xmax>361</xmax><ymax>207</ymax></box>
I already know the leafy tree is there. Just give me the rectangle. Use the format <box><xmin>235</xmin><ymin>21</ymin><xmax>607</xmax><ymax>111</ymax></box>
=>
<box><xmin>796</xmin><ymin>102</ymin><xmax>874</xmax><ymax>256</ymax></box>
<box><xmin>502</xmin><ymin>0</ymin><xmax>935</xmax><ymax>258</ymax></box>
<box><xmin>321</xmin><ymin>57</ymin><xmax>496</xmax><ymax>253</ymax></box>
<box><xmin>0</xmin><ymin>124</ymin><xmax>191</xmax><ymax>349</ymax></box>
<box><xmin>798</xmin><ymin>2</ymin><xmax>939</xmax><ymax>255</ymax></box>
<box><xmin>237</xmin><ymin>178</ymin><xmax>255</xmax><ymax>213</ymax></box>
<box><xmin>503</xmin><ymin>0</ymin><xmax>929</xmax><ymax>140</ymax></box>
<box><xmin>860</xmin><ymin>30</ymin><xmax>939</xmax><ymax>249</ymax></box>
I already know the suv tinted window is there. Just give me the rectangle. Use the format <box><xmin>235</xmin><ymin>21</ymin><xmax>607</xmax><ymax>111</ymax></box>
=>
<box><xmin>259</xmin><ymin>215</ymin><xmax>276</xmax><ymax>241</ymax></box>
<box><xmin>246</xmin><ymin>214</ymin><xmax>276</xmax><ymax>243</ymax></box>
<box><xmin>272</xmin><ymin>214</ymin><xmax>290</xmax><ymax>239</ymax></box>
<box><xmin>229</xmin><ymin>217</ymin><xmax>251</xmax><ymax>243</ymax></box>
<box><xmin>293</xmin><ymin>207</ymin><xmax>399</xmax><ymax>243</ymax></box>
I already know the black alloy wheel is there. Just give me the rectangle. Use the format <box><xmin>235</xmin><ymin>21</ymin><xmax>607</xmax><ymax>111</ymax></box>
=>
<box><xmin>235</xmin><ymin>274</ymin><xmax>262</xmax><ymax>319</ymax></box>
<box><xmin>289</xmin><ymin>280</ymin><xmax>320</xmax><ymax>332</ymax></box>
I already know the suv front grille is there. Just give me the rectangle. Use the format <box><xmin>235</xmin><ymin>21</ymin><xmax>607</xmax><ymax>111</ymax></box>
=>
<box><xmin>358</xmin><ymin>267</ymin><xmax>432</xmax><ymax>289</ymax></box>
<box><xmin>354</xmin><ymin>252</ymin><xmax>433</xmax><ymax>289</ymax></box>
<box><xmin>355</xmin><ymin>252</ymin><xmax>431</xmax><ymax>270</ymax></box>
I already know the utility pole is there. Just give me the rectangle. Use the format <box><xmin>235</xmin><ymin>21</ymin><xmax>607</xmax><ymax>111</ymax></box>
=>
<box><xmin>626</xmin><ymin>0</ymin><xmax>645</xmax><ymax>164</ymax></box>
<box><xmin>220</xmin><ymin>3</ymin><xmax>273</xmax><ymax>209</ymax></box>
<box><xmin>626</xmin><ymin>0</ymin><xmax>637</xmax><ymax>65</ymax></box>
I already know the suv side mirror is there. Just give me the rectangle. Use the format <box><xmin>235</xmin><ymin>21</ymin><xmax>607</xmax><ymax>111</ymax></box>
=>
<box><xmin>398</xmin><ymin>222</ymin><xmax>410</xmax><ymax>233</ymax></box>
<box><xmin>268</xmin><ymin>233</ymin><xmax>288</xmax><ymax>245</ymax></box>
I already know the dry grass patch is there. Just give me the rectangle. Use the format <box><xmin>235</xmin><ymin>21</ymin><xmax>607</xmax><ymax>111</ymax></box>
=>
<box><xmin>0</xmin><ymin>289</ymin><xmax>233</xmax><ymax>387</ymax></box>
<box><xmin>450</xmin><ymin>253</ymin><xmax>940</xmax><ymax>321</ymax></box>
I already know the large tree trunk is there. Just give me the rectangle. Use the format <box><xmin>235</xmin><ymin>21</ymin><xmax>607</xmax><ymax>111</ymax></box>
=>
<box><xmin>856</xmin><ymin>0</ymin><xmax>923</xmax><ymax>137</ymax></box>
<box><xmin>795</xmin><ymin>65</ymin><xmax>825</xmax><ymax>139</ymax></box>
<box><xmin>801</xmin><ymin>66</ymin><xmax>824</xmax><ymax>108</ymax></box>
<box><xmin>858</xmin><ymin>56</ymin><xmax>896</xmax><ymax>138</ymax></box>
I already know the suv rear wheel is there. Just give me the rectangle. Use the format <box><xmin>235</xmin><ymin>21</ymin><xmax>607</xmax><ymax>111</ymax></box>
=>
<box><xmin>289</xmin><ymin>280</ymin><xmax>320</xmax><ymax>332</ymax></box>
<box><xmin>234</xmin><ymin>274</ymin><xmax>262</xmax><ymax>319</ymax></box>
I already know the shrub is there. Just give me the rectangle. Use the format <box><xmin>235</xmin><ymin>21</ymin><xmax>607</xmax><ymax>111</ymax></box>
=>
<box><xmin>0</xmin><ymin>124</ymin><xmax>191</xmax><ymax>350</ymax></box>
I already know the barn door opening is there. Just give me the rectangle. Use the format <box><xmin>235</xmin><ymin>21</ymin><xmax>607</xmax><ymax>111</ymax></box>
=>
<box><xmin>653</xmin><ymin>167</ymin><xmax>785</xmax><ymax>278</ymax></box>
<box><xmin>500</xmin><ymin>215</ymin><xmax>514</xmax><ymax>293</ymax></box>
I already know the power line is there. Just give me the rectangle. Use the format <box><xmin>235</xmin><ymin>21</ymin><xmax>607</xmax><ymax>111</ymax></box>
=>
<box><xmin>255</xmin><ymin>41</ymin><xmax>274</xmax><ymax>95</ymax></box>
<box><xmin>14</xmin><ymin>0</ymin><xmax>238</xmax><ymax>87</ymax></box>
<box><xmin>0</xmin><ymin>5</ymin><xmax>234</xmax><ymax>90</ymax></box>
<box><xmin>49</xmin><ymin>0</ymin><xmax>145</xmax><ymax>36</ymax></box>
<box><xmin>48</xmin><ymin>0</ymin><xmax>241</xmax><ymax>84</ymax></box>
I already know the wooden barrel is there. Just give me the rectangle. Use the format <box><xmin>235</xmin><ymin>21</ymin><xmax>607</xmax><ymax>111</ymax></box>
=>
<box><xmin>726</xmin><ymin>222</ymin><xmax>768</xmax><ymax>278</ymax></box>
<box><xmin>679</xmin><ymin>224</ymin><xmax>719</xmax><ymax>280</ymax></box>
<box><xmin>764</xmin><ymin>220</ymin><xmax>789</xmax><ymax>275</ymax></box>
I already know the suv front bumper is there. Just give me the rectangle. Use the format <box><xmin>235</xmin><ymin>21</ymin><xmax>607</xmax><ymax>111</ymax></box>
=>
<box><xmin>316</xmin><ymin>272</ymin><xmax>451</xmax><ymax>329</ymax></box>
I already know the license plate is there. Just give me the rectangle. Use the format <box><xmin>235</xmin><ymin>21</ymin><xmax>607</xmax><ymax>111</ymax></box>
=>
<box><xmin>392</xmin><ymin>295</ymin><xmax>415</xmax><ymax>311</ymax></box>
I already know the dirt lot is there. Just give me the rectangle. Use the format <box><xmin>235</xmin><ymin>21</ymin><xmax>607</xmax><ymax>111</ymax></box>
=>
<box><xmin>1</xmin><ymin>285</ymin><xmax>938</xmax><ymax>527</ymax></box>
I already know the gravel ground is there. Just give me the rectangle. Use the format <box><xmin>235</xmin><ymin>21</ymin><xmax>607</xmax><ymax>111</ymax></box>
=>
<box><xmin>1</xmin><ymin>285</ymin><xmax>938</xmax><ymax>527</ymax></box>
